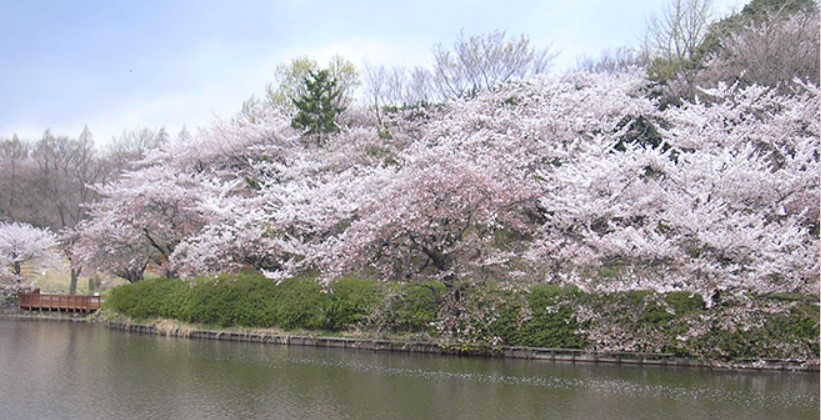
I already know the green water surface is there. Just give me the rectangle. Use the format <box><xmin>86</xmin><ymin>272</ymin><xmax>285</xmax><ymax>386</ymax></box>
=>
<box><xmin>0</xmin><ymin>319</ymin><xmax>817</xmax><ymax>419</ymax></box>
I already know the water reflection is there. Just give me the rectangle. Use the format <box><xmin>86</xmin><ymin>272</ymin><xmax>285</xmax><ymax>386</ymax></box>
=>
<box><xmin>0</xmin><ymin>320</ymin><xmax>817</xmax><ymax>419</ymax></box>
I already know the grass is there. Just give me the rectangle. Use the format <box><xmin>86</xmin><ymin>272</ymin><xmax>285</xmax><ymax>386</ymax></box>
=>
<box><xmin>23</xmin><ymin>259</ymin><xmax>127</xmax><ymax>294</ymax></box>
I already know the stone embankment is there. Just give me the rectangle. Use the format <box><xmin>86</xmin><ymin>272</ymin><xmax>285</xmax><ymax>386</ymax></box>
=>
<box><xmin>106</xmin><ymin>320</ymin><xmax>818</xmax><ymax>373</ymax></box>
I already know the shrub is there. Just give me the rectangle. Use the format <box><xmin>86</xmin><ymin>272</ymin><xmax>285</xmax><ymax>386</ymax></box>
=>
<box><xmin>105</xmin><ymin>278</ymin><xmax>189</xmax><ymax>320</ymax></box>
<box><xmin>455</xmin><ymin>284</ymin><xmax>587</xmax><ymax>348</ymax></box>
<box><xmin>183</xmin><ymin>273</ymin><xmax>284</xmax><ymax>328</ymax></box>
<box><xmin>375</xmin><ymin>281</ymin><xmax>445</xmax><ymax>333</ymax></box>
<box><xmin>684</xmin><ymin>307</ymin><xmax>818</xmax><ymax>361</ymax></box>
<box><xmin>485</xmin><ymin>288</ymin><xmax>527</xmax><ymax>345</ymax></box>
<box><xmin>274</xmin><ymin>276</ymin><xmax>329</xmax><ymax>330</ymax></box>
<box><xmin>664</xmin><ymin>291</ymin><xmax>705</xmax><ymax>315</ymax></box>
<box><xmin>519</xmin><ymin>285</ymin><xmax>586</xmax><ymax>348</ymax></box>
<box><xmin>102</xmin><ymin>276</ymin><xmax>818</xmax><ymax>362</ymax></box>
<box><xmin>183</xmin><ymin>277</ymin><xmax>241</xmax><ymax>326</ymax></box>
<box><xmin>221</xmin><ymin>273</ymin><xmax>279</xmax><ymax>328</ymax></box>
<box><xmin>321</xmin><ymin>277</ymin><xmax>383</xmax><ymax>331</ymax></box>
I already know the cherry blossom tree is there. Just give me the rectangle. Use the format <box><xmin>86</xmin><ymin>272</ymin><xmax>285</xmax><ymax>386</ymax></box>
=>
<box><xmin>278</xmin><ymin>72</ymin><xmax>659</xmax><ymax>290</ymax></box>
<box><xmin>72</xmin><ymin>213</ymin><xmax>152</xmax><ymax>283</ymax></box>
<box><xmin>170</xmin><ymin>194</ymin><xmax>280</xmax><ymax>276</ymax></box>
<box><xmin>83</xmin><ymin>102</ymin><xmax>306</xmax><ymax>280</ymax></box>
<box><xmin>73</xmin><ymin>164</ymin><xmax>212</xmax><ymax>280</ymax></box>
<box><xmin>698</xmin><ymin>11</ymin><xmax>819</xmax><ymax>92</ymax></box>
<box><xmin>169</xmin><ymin>175</ymin><xmax>300</xmax><ymax>277</ymax></box>
<box><xmin>527</xmin><ymin>80</ymin><xmax>819</xmax><ymax>298</ymax></box>
<box><xmin>318</xmin><ymin>147</ymin><xmax>525</xmax><ymax>285</ymax></box>
<box><xmin>72</xmin><ymin>59</ymin><xmax>818</xmax><ymax>303</ymax></box>
<box><xmin>0</xmin><ymin>222</ymin><xmax>60</xmax><ymax>286</ymax></box>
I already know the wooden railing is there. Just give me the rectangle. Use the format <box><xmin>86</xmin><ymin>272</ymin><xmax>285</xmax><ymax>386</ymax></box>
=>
<box><xmin>18</xmin><ymin>289</ymin><xmax>102</xmax><ymax>313</ymax></box>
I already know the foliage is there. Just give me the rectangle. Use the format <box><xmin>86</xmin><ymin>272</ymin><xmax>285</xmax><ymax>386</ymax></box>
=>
<box><xmin>321</xmin><ymin>277</ymin><xmax>383</xmax><ymax>331</ymax></box>
<box><xmin>184</xmin><ymin>276</ymin><xmax>249</xmax><ymax>327</ymax></box>
<box><xmin>699</xmin><ymin>9</ymin><xmax>819</xmax><ymax>91</ymax></box>
<box><xmin>664</xmin><ymin>290</ymin><xmax>706</xmax><ymax>315</ymax></box>
<box><xmin>689</xmin><ymin>301</ymin><xmax>820</xmax><ymax>360</ymax></box>
<box><xmin>372</xmin><ymin>281</ymin><xmax>445</xmax><ymax>333</ymax></box>
<box><xmin>105</xmin><ymin>275</ymin><xmax>441</xmax><ymax>333</ymax></box>
<box><xmin>73</xmin><ymin>68</ymin><xmax>818</xmax><ymax>304</ymax></box>
<box><xmin>485</xmin><ymin>284</ymin><xmax>586</xmax><ymax>348</ymax></box>
<box><xmin>291</xmin><ymin>69</ymin><xmax>346</xmax><ymax>144</ymax></box>
<box><xmin>266</xmin><ymin>55</ymin><xmax>359</xmax><ymax>115</ymax></box>
<box><xmin>0</xmin><ymin>222</ymin><xmax>60</xmax><ymax>290</ymax></box>
<box><xmin>273</xmin><ymin>276</ymin><xmax>329</xmax><ymax>329</ymax></box>
<box><xmin>104</xmin><ymin>276</ymin><xmax>819</xmax><ymax>362</ymax></box>
<box><xmin>646</xmin><ymin>0</ymin><xmax>819</xmax><ymax>102</ymax></box>
<box><xmin>106</xmin><ymin>278</ymin><xmax>190</xmax><ymax>320</ymax></box>
<box><xmin>521</xmin><ymin>285</ymin><xmax>586</xmax><ymax>348</ymax></box>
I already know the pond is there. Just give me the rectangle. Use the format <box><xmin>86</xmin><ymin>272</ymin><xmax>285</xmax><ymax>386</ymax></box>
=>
<box><xmin>0</xmin><ymin>319</ymin><xmax>817</xmax><ymax>419</ymax></box>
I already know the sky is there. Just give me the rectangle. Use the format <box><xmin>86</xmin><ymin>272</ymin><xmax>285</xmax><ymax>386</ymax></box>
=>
<box><xmin>0</xmin><ymin>0</ymin><xmax>744</xmax><ymax>145</ymax></box>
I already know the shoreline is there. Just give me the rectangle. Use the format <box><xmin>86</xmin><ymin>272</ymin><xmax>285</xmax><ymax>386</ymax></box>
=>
<box><xmin>105</xmin><ymin>321</ymin><xmax>819</xmax><ymax>372</ymax></box>
<box><xmin>0</xmin><ymin>311</ymin><xmax>94</xmax><ymax>323</ymax></box>
<box><xmin>3</xmin><ymin>311</ymin><xmax>816</xmax><ymax>372</ymax></box>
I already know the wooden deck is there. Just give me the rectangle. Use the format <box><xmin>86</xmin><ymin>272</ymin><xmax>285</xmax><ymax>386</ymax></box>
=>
<box><xmin>18</xmin><ymin>290</ymin><xmax>102</xmax><ymax>313</ymax></box>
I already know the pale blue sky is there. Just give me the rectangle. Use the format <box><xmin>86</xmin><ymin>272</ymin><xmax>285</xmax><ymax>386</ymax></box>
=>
<box><xmin>0</xmin><ymin>0</ymin><xmax>743</xmax><ymax>144</ymax></box>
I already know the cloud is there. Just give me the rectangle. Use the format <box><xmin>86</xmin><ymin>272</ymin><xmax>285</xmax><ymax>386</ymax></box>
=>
<box><xmin>287</xmin><ymin>37</ymin><xmax>432</xmax><ymax>69</ymax></box>
<box><xmin>1</xmin><ymin>0</ymin><xmax>748</xmax><ymax>145</ymax></box>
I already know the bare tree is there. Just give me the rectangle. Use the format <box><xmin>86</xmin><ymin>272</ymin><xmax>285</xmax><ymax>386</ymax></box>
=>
<box><xmin>0</xmin><ymin>136</ymin><xmax>31</xmax><ymax>221</ymax></box>
<box><xmin>363</xmin><ymin>63</ymin><xmax>389</xmax><ymax>126</ymax></box>
<box><xmin>384</xmin><ymin>67</ymin><xmax>408</xmax><ymax>106</ymax></box>
<box><xmin>30</xmin><ymin>127</ymin><xmax>108</xmax><ymax>294</ymax></box>
<box><xmin>0</xmin><ymin>127</ymin><xmax>165</xmax><ymax>294</ymax></box>
<box><xmin>363</xmin><ymin>64</ymin><xmax>436</xmax><ymax>125</ymax></box>
<box><xmin>104</xmin><ymin>127</ymin><xmax>169</xmax><ymax>174</ymax></box>
<box><xmin>646</xmin><ymin>0</ymin><xmax>714</xmax><ymax>62</ymax></box>
<box><xmin>431</xmin><ymin>30</ymin><xmax>555</xmax><ymax>100</ymax></box>
<box><xmin>363</xmin><ymin>30</ymin><xmax>552</xmax><ymax>111</ymax></box>
<box><xmin>575</xmin><ymin>47</ymin><xmax>651</xmax><ymax>74</ymax></box>
<box><xmin>644</xmin><ymin>0</ymin><xmax>715</xmax><ymax>101</ymax></box>
<box><xmin>699</xmin><ymin>10</ymin><xmax>819</xmax><ymax>90</ymax></box>
<box><xmin>406</xmin><ymin>67</ymin><xmax>434</xmax><ymax>105</ymax></box>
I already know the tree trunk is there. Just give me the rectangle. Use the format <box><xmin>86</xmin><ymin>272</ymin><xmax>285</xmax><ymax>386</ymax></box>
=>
<box><xmin>68</xmin><ymin>267</ymin><xmax>81</xmax><ymax>295</ymax></box>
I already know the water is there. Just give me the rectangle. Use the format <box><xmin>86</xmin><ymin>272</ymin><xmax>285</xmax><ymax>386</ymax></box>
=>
<box><xmin>0</xmin><ymin>319</ymin><xmax>817</xmax><ymax>419</ymax></box>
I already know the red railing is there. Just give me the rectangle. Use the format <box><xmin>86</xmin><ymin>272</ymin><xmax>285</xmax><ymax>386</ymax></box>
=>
<box><xmin>18</xmin><ymin>289</ymin><xmax>102</xmax><ymax>313</ymax></box>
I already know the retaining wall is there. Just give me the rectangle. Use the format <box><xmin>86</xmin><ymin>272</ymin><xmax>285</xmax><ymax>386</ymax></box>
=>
<box><xmin>106</xmin><ymin>320</ymin><xmax>819</xmax><ymax>372</ymax></box>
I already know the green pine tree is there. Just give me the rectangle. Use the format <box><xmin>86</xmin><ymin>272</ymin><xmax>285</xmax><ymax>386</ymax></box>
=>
<box><xmin>290</xmin><ymin>69</ymin><xmax>345</xmax><ymax>145</ymax></box>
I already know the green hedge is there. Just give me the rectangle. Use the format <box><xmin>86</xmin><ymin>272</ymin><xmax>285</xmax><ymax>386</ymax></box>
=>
<box><xmin>105</xmin><ymin>275</ymin><xmax>447</xmax><ymax>333</ymax></box>
<box><xmin>183</xmin><ymin>274</ymin><xmax>279</xmax><ymax>327</ymax></box>
<box><xmin>377</xmin><ymin>281</ymin><xmax>445</xmax><ymax>333</ymax></box>
<box><xmin>322</xmin><ymin>277</ymin><xmax>383</xmax><ymax>331</ymax></box>
<box><xmin>104</xmin><ymin>275</ymin><xmax>819</xmax><ymax>360</ymax></box>
<box><xmin>106</xmin><ymin>278</ymin><xmax>190</xmax><ymax>320</ymax></box>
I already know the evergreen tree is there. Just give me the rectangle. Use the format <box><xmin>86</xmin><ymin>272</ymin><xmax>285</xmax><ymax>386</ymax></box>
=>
<box><xmin>290</xmin><ymin>69</ymin><xmax>345</xmax><ymax>145</ymax></box>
